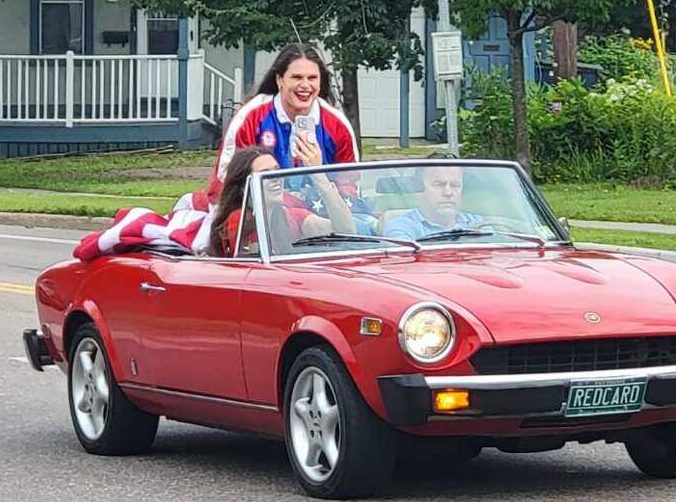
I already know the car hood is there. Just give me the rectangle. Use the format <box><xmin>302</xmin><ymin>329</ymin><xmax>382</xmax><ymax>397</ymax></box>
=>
<box><xmin>331</xmin><ymin>247</ymin><xmax>676</xmax><ymax>344</ymax></box>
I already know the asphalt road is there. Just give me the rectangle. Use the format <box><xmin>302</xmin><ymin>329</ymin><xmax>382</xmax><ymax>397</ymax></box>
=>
<box><xmin>1</xmin><ymin>223</ymin><xmax>676</xmax><ymax>501</ymax></box>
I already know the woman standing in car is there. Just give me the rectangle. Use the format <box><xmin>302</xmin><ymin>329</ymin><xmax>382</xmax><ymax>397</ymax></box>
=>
<box><xmin>205</xmin><ymin>43</ymin><xmax>359</xmax><ymax>206</ymax></box>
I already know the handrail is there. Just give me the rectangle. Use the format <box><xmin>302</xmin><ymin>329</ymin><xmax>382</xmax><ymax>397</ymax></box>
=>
<box><xmin>203</xmin><ymin>61</ymin><xmax>242</xmax><ymax>126</ymax></box>
<box><xmin>204</xmin><ymin>62</ymin><xmax>236</xmax><ymax>86</ymax></box>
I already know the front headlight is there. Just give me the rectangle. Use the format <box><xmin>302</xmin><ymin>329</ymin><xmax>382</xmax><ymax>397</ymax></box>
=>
<box><xmin>398</xmin><ymin>303</ymin><xmax>455</xmax><ymax>363</ymax></box>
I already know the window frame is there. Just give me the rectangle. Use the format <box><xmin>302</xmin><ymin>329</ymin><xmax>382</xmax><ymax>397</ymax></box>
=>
<box><xmin>145</xmin><ymin>12</ymin><xmax>180</xmax><ymax>55</ymax></box>
<box><xmin>32</xmin><ymin>0</ymin><xmax>93</xmax><ymax>55</ymax></box>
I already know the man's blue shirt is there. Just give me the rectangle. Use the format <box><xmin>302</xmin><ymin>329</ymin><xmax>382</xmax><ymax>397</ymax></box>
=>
<box><xmin>382</xmin><ymin>208</ymin><xmax>482</xmax><ymax>240</ymax></box>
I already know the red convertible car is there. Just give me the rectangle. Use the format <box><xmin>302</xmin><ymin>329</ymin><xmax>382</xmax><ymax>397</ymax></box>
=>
<box><xmin>25</xmin><ymin>160</ymin><xmax>676</xmax><ymax>498</ymax></box>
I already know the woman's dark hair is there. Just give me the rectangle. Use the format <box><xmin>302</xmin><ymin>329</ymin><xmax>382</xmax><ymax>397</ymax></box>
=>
<box><xmin>256</xmin><ymin>43</ymin><xmax>336</xmax><ymax>105</ymax></box>
<box><xmin>209</xmin><ymin>146</ymin><xmax>272</xmax><ymax>257</ymax></box>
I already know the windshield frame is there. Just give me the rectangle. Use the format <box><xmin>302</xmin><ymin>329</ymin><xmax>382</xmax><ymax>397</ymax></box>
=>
<box><xmin>249</xmin><ymin>159</ymin><xmax>571</xmax><ymax>264</ymax></box>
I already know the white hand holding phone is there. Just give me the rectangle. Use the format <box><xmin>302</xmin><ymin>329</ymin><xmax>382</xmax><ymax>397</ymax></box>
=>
<box><xmin>291</xmin><ymin>115</ymin><xmax>320</xmax><ymax>165</ymax></box>
<box><xmin>294</xmin><ymin>115</ymin><xmax>316</xmax><ymax>144</ymax></box>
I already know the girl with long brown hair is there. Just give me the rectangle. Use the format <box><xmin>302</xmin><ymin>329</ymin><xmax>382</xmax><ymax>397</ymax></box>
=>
<box><xmin>209</xmin><ymin>147</ymin><xmax>355</xmax><ymax>257</ymax></box>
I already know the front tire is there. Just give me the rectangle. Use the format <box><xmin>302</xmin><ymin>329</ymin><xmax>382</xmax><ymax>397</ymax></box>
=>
<box><xmin>283</xmin><ymin>346</ymin><xmax>396</xmax><ymax>499</ymax></box>
<box><xmin>68</xmin><ymin>322</ymin><xmax>158</xmax><ymax>455</ymax></box>
<box><xmin>626</xmin><ymin>423</ymin><xmax>676</xmax><ymax>478</ymax></box>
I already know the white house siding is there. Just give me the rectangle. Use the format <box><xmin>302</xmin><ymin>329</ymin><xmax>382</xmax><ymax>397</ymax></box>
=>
<box><xmin>94</xmin><ymin>0</ymin><xmax>132</xmax><ymax>56</ymax></box>
<box><xmin>200</xmin><ymin>21</ymin><xmax>243</xmax><ymax>82</ymax></box>
<box><xmin>0</xmin><ymin>0</ymin><xmax>30</xmax><ymax>54</ymax></box>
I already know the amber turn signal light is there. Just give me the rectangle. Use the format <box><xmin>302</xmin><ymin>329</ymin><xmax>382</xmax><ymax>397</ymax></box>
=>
<box><xmin>360</xmin><ymin>317</ymin><xmax>383</xmax><ymax>336</ymax></box>
<box><xmin>433</xmin><ymin>389</ymin><xmax>470</xmax><ymax>412</ymax></box>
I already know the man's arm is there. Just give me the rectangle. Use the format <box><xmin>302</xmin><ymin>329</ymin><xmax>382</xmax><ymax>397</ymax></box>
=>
<box><xmin>381</xmin><ymin>213</ymin><xmax>418</xmax><ymax>240</ymax></box>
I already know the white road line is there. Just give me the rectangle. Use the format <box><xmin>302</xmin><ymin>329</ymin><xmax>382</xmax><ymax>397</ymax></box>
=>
<box><xmin>0</xmin><ymin>233</ymin><xmax>79</xmax><ymax>245</ymax></box>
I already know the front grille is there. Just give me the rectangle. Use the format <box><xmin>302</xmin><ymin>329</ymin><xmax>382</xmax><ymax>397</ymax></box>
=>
<box><xmin>471</xmin><ymin>337</ymin><xmax>676</xmax><ymax>375</ymax></box>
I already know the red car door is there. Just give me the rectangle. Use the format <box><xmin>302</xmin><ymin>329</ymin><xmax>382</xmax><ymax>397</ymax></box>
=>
<box><xmin>91</xmin><ymin>258</ymin><xmax>158</xmax><ymax>384</ymax></box>
<box><xmin>135</xmin><ymin>258</ymin><xmax>250</xmax><ymax>401</ymax></box>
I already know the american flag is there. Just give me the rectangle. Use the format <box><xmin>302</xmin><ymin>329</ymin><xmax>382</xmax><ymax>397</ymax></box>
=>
<box><xmin>73</xmin><ymin>192</ymin><xmax>213</xmax><ymax>261</ymax></box>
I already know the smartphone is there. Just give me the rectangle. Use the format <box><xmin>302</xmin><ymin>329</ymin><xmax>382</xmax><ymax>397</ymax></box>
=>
<box><xmin>294</xmin><ymin>115</ymin><xmax>315</xmax><ymax>140</ymax></box>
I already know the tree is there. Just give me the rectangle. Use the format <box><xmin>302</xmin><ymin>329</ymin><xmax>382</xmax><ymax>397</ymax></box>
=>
<box><xmin>447</xmin><ymin>0</ymin><xmax>636</xmax><ymax>173</ymax></box>
<box><xmin>131</xmin><ymin>0</ymin><xmax>438</xmax><ymax>151</ymax></box>
<box><xmin>587</xmin><ymin>1</ymin><xmax>674</xmax><ymax>50</ymax></box>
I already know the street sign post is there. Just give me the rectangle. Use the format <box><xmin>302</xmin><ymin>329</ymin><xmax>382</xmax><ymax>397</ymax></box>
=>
<box><xmin>434</xmin><ymin>1</ymin><xmax>463</xmax><ymax>157</ymax></box>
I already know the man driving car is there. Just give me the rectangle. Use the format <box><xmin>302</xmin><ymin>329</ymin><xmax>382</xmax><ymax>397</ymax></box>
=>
<box><xmin>382</xmin><ymin>166</ymin><xmax>482</xmax><ymax>240</ymax></box>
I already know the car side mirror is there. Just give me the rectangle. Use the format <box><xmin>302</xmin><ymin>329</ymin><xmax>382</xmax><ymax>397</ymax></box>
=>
<box><xmin>558</xmin><ymin>217</ymin><xmax>571</xmax><ymax>235</ymax></box>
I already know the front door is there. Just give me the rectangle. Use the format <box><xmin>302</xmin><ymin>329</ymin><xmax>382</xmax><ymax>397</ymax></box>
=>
<box><xmin>464</xmin><ymin>16</ymin><xmax>511</xmax><ymax>73</ymax></box>
<box><xmin>463</xmin><ymin>15</ymin><xmax>535</xmax><ymax>79</ymax></box>
<box><xmin>134</xmin><ymin>10</ymin><xmax>198</xmax><ymax>99</ymax></box>
<box><xmin>136</xmin><ymin>258</ymin><xmax>250</xmax><ymax>401</ymax></box>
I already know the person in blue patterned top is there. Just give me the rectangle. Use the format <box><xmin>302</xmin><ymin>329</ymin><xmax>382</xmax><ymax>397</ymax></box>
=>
<box><xmin>382</xmin><ymin>165</ymin><xmax>482</xmax><ymax>240</ymax></box>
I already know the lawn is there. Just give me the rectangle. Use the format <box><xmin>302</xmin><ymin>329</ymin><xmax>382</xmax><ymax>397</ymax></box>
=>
<box><xmin>539</xmin><ymin>183</ymin><xmax>676</xmax><ymax>225</ymax></box>
<box><xmin>0</xmin><ymin>150</ymin><xmax>212</xmax><ymax>196</ymax></box>
<box><xmin>570</xmin><ymin>227</ymin><xmax>676</xmax><ymax>251</ymax></box>
<box><xmin>0</xmin><ymin>192</ymin><xmax>174</xmax><ymax>217</ymax></box>
<box><xmin>1</xmin><ymin>151</ymin><xmax>674</xmax><ymax>227</ymax></box>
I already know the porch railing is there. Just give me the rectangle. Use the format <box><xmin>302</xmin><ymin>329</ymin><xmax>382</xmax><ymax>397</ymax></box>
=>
<box><xmin>0</xmin><ymin>52</ymin><xmax>180</xmax><ymax>126</ymax></box>
<box><xmin>203</xmin><ymin>61</ymin><xmax>242</xmax><ymax>126</ymax></box>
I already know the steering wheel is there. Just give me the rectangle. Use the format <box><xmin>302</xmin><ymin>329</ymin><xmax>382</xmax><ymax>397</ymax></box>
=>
<box><xmin>472</xmin><ymin>217</ymin><xmax>524</xmax><ymax>234</ymax></box>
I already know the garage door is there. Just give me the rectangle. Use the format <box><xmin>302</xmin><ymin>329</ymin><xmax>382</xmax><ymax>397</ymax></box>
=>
<box><xmin>358</xmin><ymin>8</ymin><xmax>427</xmax><ymax>138</ymax></box>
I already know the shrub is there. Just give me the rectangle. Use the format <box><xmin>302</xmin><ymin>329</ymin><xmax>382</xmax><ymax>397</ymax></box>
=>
<box><xmin>457</xmin><ymin>65</ymin><xmax>515</xmax><ymax>158</ymax></box>
<box><xmin>454</xmin><ymin>69</ymin><xmax>676</xmax><ymax>185</ymax></box>
<box><xmin>578</xmin><ymin>34</ymin><xmax>659</xmax><ymax>82</ymax></box>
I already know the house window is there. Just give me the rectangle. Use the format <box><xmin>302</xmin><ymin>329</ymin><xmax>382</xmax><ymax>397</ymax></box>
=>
<box><xmin>40</xmin><ymin>0</ymin><xmax>84</xmax><ymax>54</ymax></box>
<box><xmin>147</xmin><ymin>14</ymin><xmax>178</xmax><ymax>54</ymax></box>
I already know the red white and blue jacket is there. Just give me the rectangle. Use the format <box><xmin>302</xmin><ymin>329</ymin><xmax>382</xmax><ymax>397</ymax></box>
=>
<box><xmin>206</xmin><ymin>93</ymin><xmax>359</xmax><ymax>204</ymax></box>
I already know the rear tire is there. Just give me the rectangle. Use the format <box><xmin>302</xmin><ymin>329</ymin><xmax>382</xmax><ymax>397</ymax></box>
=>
<box><xmin>283</xmin><ymin>346</ymin><xmax>396</xmax><ymax>499</ymax></box>
<box><xmin>68</xmin><ymin>322</ymin><xmax>158</xmax><ymax>455</ymax></box>
<box><xmin>626</xmin><ymin>422</ymin><xmax>676</xmax><ymax>478</ymax></box>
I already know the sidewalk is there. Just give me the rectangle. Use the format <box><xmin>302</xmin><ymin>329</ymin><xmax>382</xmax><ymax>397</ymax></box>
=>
<box><xmin>570</xmin><ymin>219</ymin><xmax>676</xmax><ymax>235</ymax></box>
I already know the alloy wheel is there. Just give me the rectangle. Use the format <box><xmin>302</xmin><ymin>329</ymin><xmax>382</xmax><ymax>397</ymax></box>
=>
<box><xmin>288</xmin><ymin>366</ymin><xmax>341</xmax><ymax>483</ymax></box>
<box><xmin>71</xmin><ymin>337</ymin><xmax>110</xmax><ymax>440</ymax></box>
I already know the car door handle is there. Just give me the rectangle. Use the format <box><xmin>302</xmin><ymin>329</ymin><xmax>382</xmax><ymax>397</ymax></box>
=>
<box><xmin>140</xmin><ymin>282</ymin><xmax>167</xmax><ymax>294</ymax></box>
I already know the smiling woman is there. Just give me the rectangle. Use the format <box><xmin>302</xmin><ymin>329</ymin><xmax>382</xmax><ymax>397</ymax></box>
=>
<box><xmin>203</xmin><ymin>43</ymin><xmax>360</xmax><ymax>207</ymax></box>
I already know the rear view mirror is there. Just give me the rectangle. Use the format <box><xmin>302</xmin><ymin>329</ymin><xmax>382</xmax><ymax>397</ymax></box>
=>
<box><xmin>375</xmin><ymin>176</ymin><xmax>424</xmax><ymax>194</ymax></box>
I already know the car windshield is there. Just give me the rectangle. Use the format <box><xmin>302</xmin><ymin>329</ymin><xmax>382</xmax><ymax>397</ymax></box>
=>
<box><xmin>252</xmin><ymin>161</ymin><xmax>565</xmax><ymax>258</ymax></box>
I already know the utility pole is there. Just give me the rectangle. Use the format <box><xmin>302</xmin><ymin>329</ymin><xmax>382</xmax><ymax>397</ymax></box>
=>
<box><xmin>553</xmin><ymin>21</ymin><xmax>578</xmax><ymax>80</ymax></box>
<box><xmin>436</xmin><ymin>0</ymin><xmax>461</xmax><ymax>157</ymax></box>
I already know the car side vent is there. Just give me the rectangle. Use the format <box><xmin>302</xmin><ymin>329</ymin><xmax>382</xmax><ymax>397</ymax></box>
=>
<box><xmin>471</xmin><ymin>336</ymin><xmax>676</xmax><ymax>375</ymax></box>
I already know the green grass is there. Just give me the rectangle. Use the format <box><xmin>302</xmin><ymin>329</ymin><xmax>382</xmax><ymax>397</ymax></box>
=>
<box><xmin>540</xmin><ymin>183</ymin><xmax>676</xmax><ymax>225</ymax></box>
<box><xmin>0</xmin><ymin>192</ymin><xmax>174</xmax><ymax>217</ymax></box>
<box><xmin>0</xmin><ymin>150</ymin><xmax>214</xmax><ymax>195</ymax></box>
<box><xmin>1</xmin><ymin>151</ymin><xmax>675</xmax><ymax>227</ymax></box>
<box><xmin>1</xmin><ymin>192</ymin><xmax>673</xmax><ymax>252</ymax></box>
<box><xmin>571</xmin><ymin>227</ymin><xmax>676</xmax><ymax>251</ymax></box>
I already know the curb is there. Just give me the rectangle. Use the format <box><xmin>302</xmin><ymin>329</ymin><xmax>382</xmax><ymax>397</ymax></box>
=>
<box><xmin>571</xmin><ymin>219</ymin><xmax>676</xmax><ymax>235</ymax></box>
<box><xmin>0</xmin><ymin>212</ymin><xmax>113</xmax><ymax>232</ymax></box>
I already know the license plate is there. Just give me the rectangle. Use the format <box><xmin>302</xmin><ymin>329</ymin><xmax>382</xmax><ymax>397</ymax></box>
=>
<box><xmin>565</xmin><ymin>377</ymin><xmax>647</xmax><ymax>417</ymax></box>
